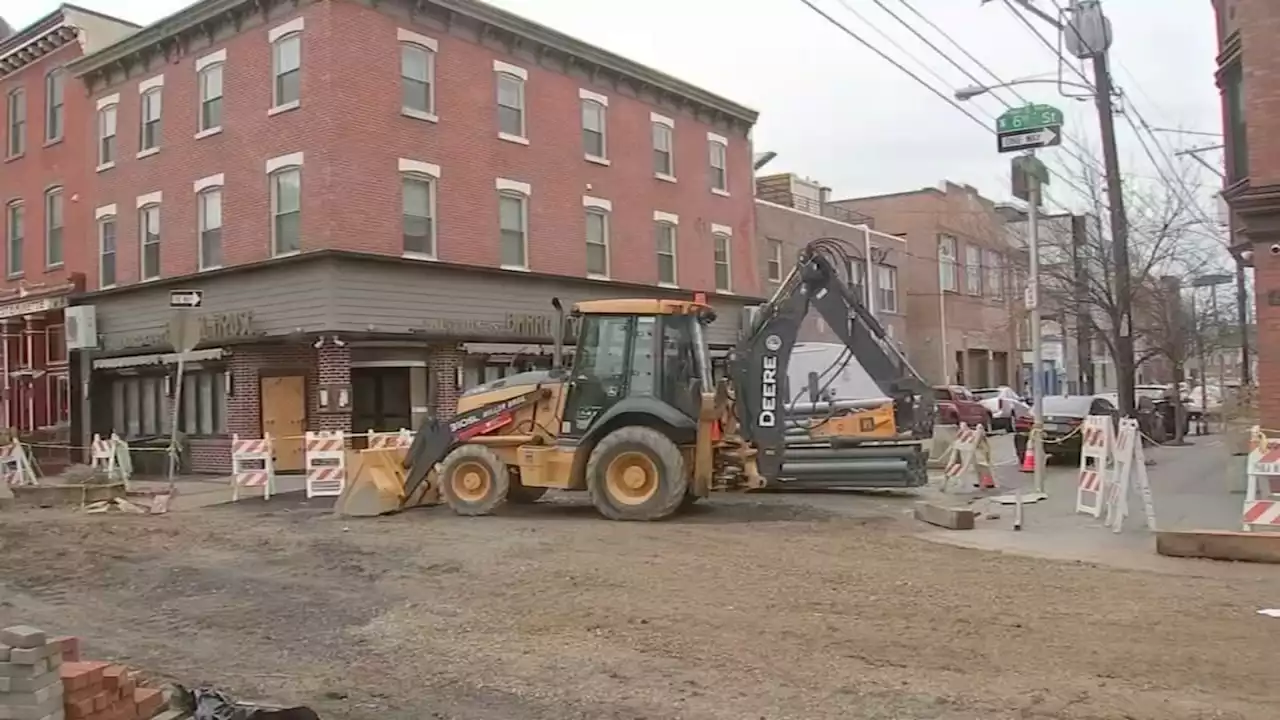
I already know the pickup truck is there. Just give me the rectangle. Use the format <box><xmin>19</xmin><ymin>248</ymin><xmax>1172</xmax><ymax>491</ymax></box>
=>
<box><xmin>932</xmin><ymin>385</ymin><xmax>992</xmax><ymax>429</ymax></box>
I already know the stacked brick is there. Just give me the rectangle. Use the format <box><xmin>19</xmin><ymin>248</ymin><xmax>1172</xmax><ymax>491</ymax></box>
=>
<box><xmin>0</xmin><ymin>626</ymin><xmax>171</xmax><ymax>720</ymax></box>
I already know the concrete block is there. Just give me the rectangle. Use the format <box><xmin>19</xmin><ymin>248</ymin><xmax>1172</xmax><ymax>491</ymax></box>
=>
<box><xmin>0</xmin><ymin>667</ymin><xmax>59</xmax><ymax>693</ymax></box>
<box><xmin>0</xmin><ymin>646</ymin><xmax>9</xmax><ymax>662</ymax></box>
<box><xmin>914</xmin><ymin>501</ymin><xmax>976</xmax><ymax>530</ymax></box>
<box><xmin>0</xmin><ymin>660</ymin><xmax>48</xmax><ymax>679</ymax></box>
<box><xmin>7</xmin><ymin>645</ymin><xmax>53</xmax><ymax>666</ymax></box>
<box><xmin>0</xmin><ymin>692</ymin><xmax>61</xmax><ymax>720</ymax></box>
<box><xmin>0</xmin><ymin>629</ymin><xmax>45</xmax><ymax>651</ymax></box>
<box><xmin>1157</xmin><ymin>529</ymin><xmax>1280</xmax><ymax>563</ymax></box>
<box><xmin>0</xmin><ymin>680</ymin><xmax>62</xmax><ymax>707</ymax></box>
<box><xmin>46</xmin><ymin>639</ymin><xmax>77</xmax><ymax>665</ymax></box>
<box><xmin>135</xmin><ymin>687</ymin><xmax>165</xmax><ymax>718</ymax></box>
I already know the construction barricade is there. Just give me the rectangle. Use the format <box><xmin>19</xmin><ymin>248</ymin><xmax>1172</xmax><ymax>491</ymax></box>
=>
<box><xmin>1243</xmin><ymin>427</ymin><xmax>1280</xmax><ymax>531</ymax></box>
<box><xmin>90</xmin><ymin>433</ymin><xmax>133</xmax><ymax>488</ymax></box>
<box><xmin>1074</xmin><ymin>416</ymin><xmax>1113</xmax><ymax>517</ymax></box>
<box><xmin>305</xmin><ymin>431</ymin><xmax>347</xmax><ymax>498</ymax></box>
<box><xmin>1102</xmin><ymin>418</ymin><xmax>1156</xmax><ymax>533</ymax></box>
<box><xmin>0</xmin><ymin>439</ymin><xmax>37</xmax><ymax>486</ymax></box>
<box><xmin>367</xmin><ymin>428</ymin><xmax>414</xmax><ymax>451</ymax></box>
<box><xmin>230</xmin><ymin>434</ymin><xmax>276</xmax><ymax>502</ymax></box>
<box><xmin>939</xmin><ymin>423</ymin><xmax>996</xmax><ymax>493</ymax></box>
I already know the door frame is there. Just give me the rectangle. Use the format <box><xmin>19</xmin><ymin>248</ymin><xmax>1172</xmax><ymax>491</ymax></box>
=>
<box><xmin>257</xmin><ymin>367</ymin><xmax>311</xmax><ymax>436</ymax></box>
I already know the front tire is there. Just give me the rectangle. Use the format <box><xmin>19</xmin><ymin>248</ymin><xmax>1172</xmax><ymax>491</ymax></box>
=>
<box><xmin>439</xmin><ymin>444</ymin><xmax>510</xmax><ymax>516</ymax></box>
<box><xmin>586</xmin><ymin>426</ymin><xmax>689</xmax><ymax>521</ymax></box>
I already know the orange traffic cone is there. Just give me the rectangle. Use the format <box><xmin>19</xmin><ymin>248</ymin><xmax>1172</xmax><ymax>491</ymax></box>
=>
<box><xmin>1019</xmin><ymin>444</ymin><xmax>1035</xmax><ymax>473</ymax></box>
<box><xmin>977</xmin><ymin>465</ymin><xmax>997</xmax><ymax>489</ymax></box>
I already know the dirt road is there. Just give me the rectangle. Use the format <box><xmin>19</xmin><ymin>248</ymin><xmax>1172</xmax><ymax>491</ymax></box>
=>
<box><xmin>1</xmin><ymin>495</ymin><xmax>1278</xmax><ymax>719</ymax></box>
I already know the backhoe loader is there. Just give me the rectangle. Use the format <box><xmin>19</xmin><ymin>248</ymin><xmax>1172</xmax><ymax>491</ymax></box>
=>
<box><xmin>336</xmin><ymin>238</ymin><xmax>934</xmax><ymax>520</ymax></box>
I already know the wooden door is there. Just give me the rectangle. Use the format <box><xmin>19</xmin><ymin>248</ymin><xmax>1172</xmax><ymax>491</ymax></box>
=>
<box><xmin>261</xmin><ymin>376</ymin><xmax>306</xmax><ymax>472</ymax></box>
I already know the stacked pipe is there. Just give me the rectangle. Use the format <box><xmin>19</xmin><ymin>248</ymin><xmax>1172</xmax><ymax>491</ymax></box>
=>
<box><xmin>774</xmin><ymin>397</ymin><xmax>928</xmax><ymax>490</ymax></box>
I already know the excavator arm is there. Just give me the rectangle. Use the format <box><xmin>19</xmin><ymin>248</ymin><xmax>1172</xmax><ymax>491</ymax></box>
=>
<box><xmin>727</xmin><ymin>238</ymin><xmax>934</xmax><ymax>479</ymax></box>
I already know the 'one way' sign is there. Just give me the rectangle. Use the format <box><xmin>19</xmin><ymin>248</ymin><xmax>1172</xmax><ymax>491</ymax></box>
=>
<box><xmin>169</xmin><ymin>290</ymin><xmax>204</xmax><ymax>309</ymax></box>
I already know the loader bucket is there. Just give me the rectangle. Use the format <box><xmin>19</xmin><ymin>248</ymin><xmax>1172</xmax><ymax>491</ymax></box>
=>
<box><xmin>334</xmin><ymin>448</ymin><xmax>409</xmax><ymax>517</ymax></box>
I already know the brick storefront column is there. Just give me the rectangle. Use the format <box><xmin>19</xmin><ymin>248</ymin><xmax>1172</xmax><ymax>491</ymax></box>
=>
<box><xmin>429</xmin><ymin>345</ymin><xmax>465</xmax><ymax>418</ymax></box>
<box><xmin>316</xmin><ymin>343</ymin><xmax>352</xmax><ymax>435</ymax></box>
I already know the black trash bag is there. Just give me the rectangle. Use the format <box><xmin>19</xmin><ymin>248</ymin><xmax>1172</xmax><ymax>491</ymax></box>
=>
<box><xmin>171</xmin><ymin>684</ymin><xmax>321</xmax><ymax>720</ymax></box>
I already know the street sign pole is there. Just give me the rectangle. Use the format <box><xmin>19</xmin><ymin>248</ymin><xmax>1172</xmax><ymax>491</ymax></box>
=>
<box><xmin>157</xmin><ymin>300</ymin><xmax>203</xmax><ymax>512</ymax></box>
<box><xmin>1027</xmin><ymin>167</ymin><xmax>1046</xmax><ymax>498</ymax></box>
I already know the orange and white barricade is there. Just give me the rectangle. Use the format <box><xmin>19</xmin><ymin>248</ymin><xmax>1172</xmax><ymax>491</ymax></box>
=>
<box><xmin>940</xmin><ymin>423</ymin><xmax>996</xmax><ymax>493</ymax></box>
<box><xmin>230</xmin><ymin>434</ymin><xmax>275</xmax><ymax>502</ymax></box>
<box><xmin>91</xmin><ymin>433</ymin><xmax>133</xmax><ymax>487</ymax></box>
<box><xmin>305</xmin><ymin>431</ymin><xmax>347</xmax><ymax>498</ymax></box>
<box><xmin>0</xmin><ymin>439</ymin><xmax>37</xmax><ymax>486</ymax></box>
<box><xmin>1103</xmin><ymin>418</ymin><xmax>1156</xmax><ymax>533</ymax></box>
<box><xmin>367</xmin><ymin>429</ymin><xmax>413</xmax><ymax>451</ymax></box>
<box><xmin>1242</xmin><ymin>427</ymin><xmax>1280</xmax><ymax>531</ymax></box>
<box><xmin>1075</xmin><ymin>415</ymin><xmax>1113</xmax><ymax>517</ymax></box>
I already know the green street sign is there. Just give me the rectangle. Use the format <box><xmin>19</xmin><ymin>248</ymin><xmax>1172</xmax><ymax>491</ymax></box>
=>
<box><xmin>996</xmin><ymin>104</ymin><xmax>1065</xmax><ymax>134</ymax></box>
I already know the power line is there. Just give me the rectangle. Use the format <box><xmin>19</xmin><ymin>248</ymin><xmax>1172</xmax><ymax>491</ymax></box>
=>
<box><xmin>895</xmin><ymin>0</ymin><xmax>1030</xmax><ymax>104</ymax></box>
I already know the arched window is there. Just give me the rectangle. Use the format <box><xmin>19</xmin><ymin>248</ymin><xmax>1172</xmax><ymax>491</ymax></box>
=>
<box><xmin>496</xmin><ymin>72</ymin><xmax>525</xmax><ymax>138</ymax></box>
<box><xmin>198</xmin><ymin>186</ymin><xmax>223</xmax><ymax>269</ymax></box>
<box><xmin>97</xmin><ymin>103</ymin><xmax>117</xmax><ymax>166</ymax></box>
<box><xmin>98</xmin><ymin>213</ymin><xmax>117</xmax><ymax>288</ymax></box>
<box><xmin>402</xmin><ymin>172</ymin><xmax>436</xmax><ymax>256</ymax></box>
<box><xmin>497</xmin><ymin>189</ymin><xmax>527</xmax><ymax>269</ymax></box>
<box><xmin>270</xmin><ymin>166</ymin><xmax>302</xmax><ymax>255</ymax></box>
<box><xmin>4</xmin><ymin>200</ymin><xmax>22</xmax><ymax>278</ymax></box>
<box><xmin>272</xmin><ymin>32</ymin><xmax>301</xmax><ymax>108</ymax></box>
<box><xmin>45</xmin><ymin>69</ymin><xmax>65</xmax><ymax>141</ymax></box>
<box><xmin>581</xmin><ymin>98</ymin><xmax>606</xmax><ymax>159</ymax></box>
<box><xmin>139</xmin><ymin>203</ymin><xmax>162</xmax><ymax>280</ymax></box>
<box><xmin>198</xmin><ymin>61</ymin><xmax>224</xmax><ymax>132</ymax></box>
<box><xmin>44</xmin><ymin>186</ymin><xmax>63</xmax><ymax>267</ymax></box>
<box><xmin>400</xmin><ymin>42</ymin><xmax>435</xmax><ymax>115</ymax></box>
<box><xmin>140</xmin><ymin>87</ymin><xmax>162</xmax><ymax>151</ymax></box>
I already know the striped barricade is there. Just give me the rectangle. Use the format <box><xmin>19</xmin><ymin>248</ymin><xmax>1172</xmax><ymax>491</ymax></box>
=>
<box><xmin>90</xmin><ymin>433</ymin><xmax>133</xmax><ymax>487</ymax></box>
<box><xmin>1103</xmin><ymin>418</ymin><xmax>1156</xmax><ymax>533</ymax></box>
<box><xmin>0</xmin><ymin>439</ymin><xmax>37</xmax><ymax>486</ymax></box>
<box><xmin>1243</xmin><ymin>431</ymin><xmax>1280</xmax><ymax>531</ymax></box>
<box><xmin>1074</xmin><ymin>415</ymin><xmax>1113</xmax><ymax>518</ymax></box>
<box><xmin>367</xmin><ymin>429</ymin><xmax>414</xmax><ymax>451</ymax></box>
<box><xmin>305</xmin><ymin>431</ymin><xmax>347</xmax><ymax>498</ymax></box>
<box><xmin>231</xmin><ymin>434</ymin><xmax>275</xmax><ymax>502</ymax></box>
<box><xmin>940</xmin><ymin>423</ymin><xmax>995</xmax><ymax>492</ymax></box>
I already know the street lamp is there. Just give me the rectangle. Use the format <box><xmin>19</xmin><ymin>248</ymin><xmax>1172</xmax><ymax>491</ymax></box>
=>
<box><xmin>1189</xmin><ymin>273</ymin><xmax>1234</xmax><ymax>426</ymax></box>
<box><xmin>954</xmin><ymin>78</ymin><xmax>1096</xmax><ymax>102</ymax></box>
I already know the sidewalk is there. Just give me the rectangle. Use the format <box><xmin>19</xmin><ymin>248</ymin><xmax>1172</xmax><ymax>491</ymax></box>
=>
<box><xmin>127</xmin><ymin>474</ymin><xmax>308</xmax><ymax>511</ymax></box>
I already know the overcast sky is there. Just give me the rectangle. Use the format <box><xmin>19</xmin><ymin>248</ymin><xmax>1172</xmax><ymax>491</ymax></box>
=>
<box><xmin>7</xmin><ymin>1</ymin><xmax>1224</xmax><ymax>225</ymax></box>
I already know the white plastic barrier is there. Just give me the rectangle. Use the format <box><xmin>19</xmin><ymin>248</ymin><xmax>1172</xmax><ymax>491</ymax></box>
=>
<box><xmin>1103</xmin><ymin>418</ymin><xmax>1156</xmax><ymax>533</ymax></box>
<box><xmin>231</xmin><ymin>434</ymin><xmax>276</xmax><ymax>501</ymax></box>
<box><xmin>940</xmin><ymin>423</ymin><xmax>995</xmax><ymax>492</ymax></box>
<box><xmin>1074</xmin><ymin>416</ymin><xmax>1113</xmax><ymax>517</ymax></box>
<box><xmin>91</xmin><ymin>433</ymin><xmax>133</xmax><ymax>487</ymax></box>
<box><xmin>305</xmin><ymin>431</ymin><xmax>347</xmax><ymax>498</ymax></box>
<box><xmin>367</xmin><ymin>429</ymin><xmax>414</xmax><ymax>451</ymax></box>
<box><xmin>1243</xmin><ymin>428</ymin><xmax>1280</xmax><ymax>531</ymax></box>
<box><xmin>0</xmin><ymin>439</ymin><xmax>37</xmax><ymax>486</ymax></box>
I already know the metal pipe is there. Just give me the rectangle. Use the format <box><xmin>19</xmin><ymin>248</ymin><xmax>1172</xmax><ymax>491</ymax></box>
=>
<box><xmin>787</xmin><ymin>398</ymin><xmax>894</xmax><ymax>414</ymax></box>
<box><xmin>784</xmin><ymin>446</ymin><xmax>922</xmax><ymax>460</ymax></box>
<box><xmin>779</xmin><ymin>459</ymin><xmax>908</xmax><ymax>475</ymax></box>
<box><xmin>1028</xmin><ymin>170</ymin><xmax>1046</xmax><ymax>496</ymax></box>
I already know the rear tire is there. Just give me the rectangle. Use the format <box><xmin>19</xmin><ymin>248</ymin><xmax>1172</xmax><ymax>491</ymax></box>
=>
<box><xmin>439</xmin><ymin>444</ymin><xmax>510</xmax><ymax>516</ymax></box>
<box><xmin>586</xmin><ymin>426</ymin><xmax>689</xmax><ymax>521</ymax></box>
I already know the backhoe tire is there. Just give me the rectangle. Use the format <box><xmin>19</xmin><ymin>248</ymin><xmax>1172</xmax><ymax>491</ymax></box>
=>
<box><xmin>586</xmin><ymin>426</ymin><xmax>688</xmax><ymax>521</ymax></box>
<box><xmin>439</xmin><ymin>444</ymin><xmax>510</xmax><ymax>516</ymax></box>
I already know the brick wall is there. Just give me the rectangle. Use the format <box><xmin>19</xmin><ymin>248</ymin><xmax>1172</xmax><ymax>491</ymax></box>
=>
<box><xmin>315</xmin><ymin>343</ymin><xmax>351</xmax><ymax>435</ymax></box>
<box><xmin>429</xmin><ymin>345</ymin><xmax>466</xmax><ymax>417</ymax></box>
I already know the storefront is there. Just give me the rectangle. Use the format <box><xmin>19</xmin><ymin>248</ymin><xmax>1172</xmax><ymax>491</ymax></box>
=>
<box><xmin>0</xmin><ymin>279</ymin><xmax>81</xmax><ymax>436</ymax></box>
<box><xmin>75</xmin><ymin>252</ymin><xmax>759</xmax><ymax>474</ymax></box>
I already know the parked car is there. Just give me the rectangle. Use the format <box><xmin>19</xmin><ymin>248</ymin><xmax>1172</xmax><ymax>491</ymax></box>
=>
<box><xmin>1099</xmin><ymin>387</ymin><xmax>1190</xmax><ymax>441</ymax></box>
<box><xmin>972</xmin><ymin>386</ymin><xmax>1029</xmax><ymax>431</ymax></box>
<box><xmin>933</xmin><ymin>385</ymin><xmax>992</xmax><ymax>429</ymax></box>
<box><xmin>1013</xmin><ymin>394</ymin><xmax>1120</xmax><ymax>462</ymax></box>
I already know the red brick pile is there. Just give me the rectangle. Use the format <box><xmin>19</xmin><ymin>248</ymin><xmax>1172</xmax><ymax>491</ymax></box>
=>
<box><xmin>60</xmin><ymin>661</ymin><xmax>165</xmax><ymax>720</ymax></box>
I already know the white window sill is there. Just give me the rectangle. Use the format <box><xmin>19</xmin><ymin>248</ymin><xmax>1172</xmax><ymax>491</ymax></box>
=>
<box><xmin>195</xmin><ymin>126</ymin><xmax>223</xmax><ymax>140</ymax></box>
<box><xmin>199</xmin><ymin>264</ymin><xmax>223</xmax><ymax>272</ymax></box>
<box><xmin>402</xmin><ymin>251</ymin><xmax>438</xmax><ymax>261</ymax></box>
<box><xmin>500</xmin><ymin>264</ymin><xmax>530</xmax><ymax>272</ymax></box>
<box><xmin>273</xmin><ymin>250</ymin><xmax>302</xmax><ymax>259</ymax></box>
<box><xmin>46</xmin><ymin>262</ymin><xmax>64</xmax><ymax>270</ymax></box>
<box><xmin>711</xmin><ymin>188</ymin><xmax>731</xmax><ymax>197</ymax></box>
<box><xmin>766</xmin><ymin>276</ymin><xmax>782</xmax><ymax>284</ymax></box>
<box><xmin>585</xmin><ymin>155</ymin><xmax>610</xmax><ymax>166</ymax></box>
<box><xmin>658</xmin><ymin>281</ymin><xmax>679</xmax><ymax>289</ymax></box>
<box><xmin>655</xmin><ymin>173</ymin><xmax>677</xmax><ymax>184</ymax></box>
<box><xmin>95</xmin><ymin>161</ymin><xmax>115</xmax><ymax>173</ymax></box>
<box><xmin>100</xmin><ymin>284</ymin><xmax>117</xmax><ymax>290</ymax></box>
<box><xmin>402</xmin><ymin>108</ymin><xmax>439</xmax><ymax>123</ymax></box>
<box><xmin>140</xmin><ymin>276</ymin><xmax>161</xmax><ymax>283</ymax></box>
<box><xmin>715</xmin><ymin>289</ymin><xmax>734</xmax><ymax>295</ymax></box>
<box><xmin>268</xmin><ymin>100</ymin><xmax>301</xmax><ymax>117</ymax></box>
<box><xmin>587</xmin><ymin>273</ymin><xmax>610</xmax><ymax>281</ymax></box>
<box><xmin>6</xmin><ymin>273</ymin><xmax>22</xmax><ymax>280</ymax></box>
<box><xmin>136</xmin><ymin>147</ymin><xmax>159</xmax><ymax>160</ymax></box>
<box><xmin>498</xmin><ymin>132</ymin><xmax>529</xmax><ymax>146</ymax></box>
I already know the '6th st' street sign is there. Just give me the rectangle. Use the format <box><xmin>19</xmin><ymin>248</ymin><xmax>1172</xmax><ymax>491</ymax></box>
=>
<box><xmin>996</xmin><ymin>103</ymin><xmax>1065</xmax><ymax>154</ymax></box>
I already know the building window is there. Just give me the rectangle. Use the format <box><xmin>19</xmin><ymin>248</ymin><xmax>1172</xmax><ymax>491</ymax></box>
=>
<box><xmin>582</xmin><ymin>99</ymin><xmax>606</xmax><ymax>159</ymax></box>
<box><xmin>198</xmin><ymin>188</ymin><xmax>222</xmax><ymax>270</ymax></box>
<box><xmin>1223</xmin><ymin>60</ymin><xmax>1248</xmax><ymax>184</ymax></box>
<box><xmin>655</xmin><ymin>221</ymin><xmax>677</xmax><ymax>286</ymax></box>
<box><xmin>497</xmin><ymin>72</ymin><xmax>525</xmax><ymax>138</ymax></box>
<box><xmin>44</xmin><ymin>187</ymin><xmax>63</xmax><ymax>267</ymax></box>
<box><xmin>965</xmin><ymin>244</ymin><xmax>982</xmax><ymax>295</ymax></box>
<box><xmin>44</xmin><ymin>69</ymin><xmax>64</xmax><ymax>142</ymax></box>
<box><xmin>708</xmin><ymin>137</ymin><xmax>728</xmax><ymax>192</ymax></box>
<box><xmin>140</xmin><ymin>88</ymin><xmax>162</xmax><ymax>152</ymax></box>
<box><xmin>653</xmin><ymin>121</ymin><xmax>674</xmax><ymax>177</ymax></box>
<box><xmin>181</xmin><ymin>371</ymin><xmax>229</xmax><ymax>436</ymax></box>
<box><xmin>199</xmin><ymin>62</ymin><xmax>224</xmax><ymax>132</ymax></box>
<box><xmin>401</xmin><ymin>43</ymin><xmax>434</xmax><ymax>116</ymax></box>
<box><xmin>140</xmin><ymin>204</ymin><xmax>161</xmax><ymax>280</ymax></box>
<box><xmin>271</xmin><ymin>166</ymin><xmax>302</xmax><ymax>255</ymax></box>
<box><xmin>272</xmin><ymin>33</ymin><xmax>302</xmax><ymax>108</ymax></box>
<box><xmin>402</xmin><ymin>174</ymin><xmax>435</xmax><ymax>256</ymax></box>
<box><xmin>99</xmin><ymin>216</ymin><xmax>117</xmax><ymax>287</ymax></box>
<box><xmin>713</xmin><ymin>233</ymin><xmax>731</xmax><ymax>292</ymax></box>
<box><xmin>50</xmin><ymin>374</ymin><xmax>70</xmax><ymax>425</ymax></box>
<box><xmin>5</xmin><ymin>201</ymin><xmax>22</xmax><ymax>278</ymax></box>
<box><xmin>97</xmin><ymin>104</ymin><xmax>117</xmax><ymax>165</ymax></box>
<box><xmin>498</xmin><ymin>190</ymin><xmax>527</xmax><ymax>268</ymax></box>
<box><xmin>938</xmin><ymin>234</ymin><xmax>958</xmax><ymax>292</ymax></box>
<box><xmin>876</xmin><ymin>265</ymin><xmax>898</xmax><ymax>313</ymax></box>
<box><xmin>585</xmin><ymin>207</ymin><xmax>609</xmax><ymax>277</ymax></box>
<box><xmin>849</xmin><ymin>260</ymin><xmax>868</xmax><ymax>305</ymax></box>
<box><xmin>766</xmin><ymin>238</ymin><xmax>783</xmax><ymax>282</ymax></box>
<box><xmin>47</xmin><ymin>327</ymin><xmax>66</xmax><ymax>365</ymax></box>
<box><xmin>985</xmin><ymin>249</ymin><xmax>1004</xmax><ymax>300</ymax></box>
<box><xmin>6</xmin><ymin>88</ymin><xmax>24</xmax><ymax>157</ymax></box>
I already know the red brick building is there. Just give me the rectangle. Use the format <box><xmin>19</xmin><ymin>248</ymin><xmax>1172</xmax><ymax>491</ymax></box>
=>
<box><xmin>1213</xmin><ymin>0</ymin><xmax>1279</xmax><ymax>426</ymax></box>
<box><xmin>6</xmin><ymin>0</ymin><xmax>761</xmax><ymax>472</ymax></box>
<box><xmin>0</xmin><ymin>6</ymin><xmax>137</xmax><ymax>436</ymax></box>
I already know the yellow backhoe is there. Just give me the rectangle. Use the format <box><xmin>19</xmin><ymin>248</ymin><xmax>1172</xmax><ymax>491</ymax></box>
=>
<box><xmin>336</xmin><ymin>238</ymin><xmax>934</xmax><ymax>520</ymax></box>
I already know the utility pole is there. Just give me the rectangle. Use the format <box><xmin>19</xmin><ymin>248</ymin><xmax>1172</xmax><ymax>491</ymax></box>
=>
<box><xmin>1027</xmin><ymin>174</ymin><xmax>1046</xmax><ymax>495</ymax></box>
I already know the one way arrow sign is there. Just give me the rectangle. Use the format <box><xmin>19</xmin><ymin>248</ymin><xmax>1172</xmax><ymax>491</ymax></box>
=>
<box><xmin>169</xmin><ymin>289</ymin><xmax>204</xmax><ymax>308</ymax></box>
<box><xmin>997</xmin><ymin>126</ymin><xmax>1062</xmax><ymax>153</ymax></box>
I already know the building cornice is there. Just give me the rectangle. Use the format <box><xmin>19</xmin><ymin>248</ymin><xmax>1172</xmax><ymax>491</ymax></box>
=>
<box><xmin>68</xmin><ymin>0</ymin><xmax>758</xmax><ymax>127</ymax></box>
<box><xmin>0</xmin><ymin>14</ymin><xmax>79</xmax><ymax>81</ymax></box>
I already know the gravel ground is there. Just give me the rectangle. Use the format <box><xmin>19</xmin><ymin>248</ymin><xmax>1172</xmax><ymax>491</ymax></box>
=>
<box><xmin>1</xmin><ymin>494</ymin><xmax>1279</xmax><ymax>720</ymax></box>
